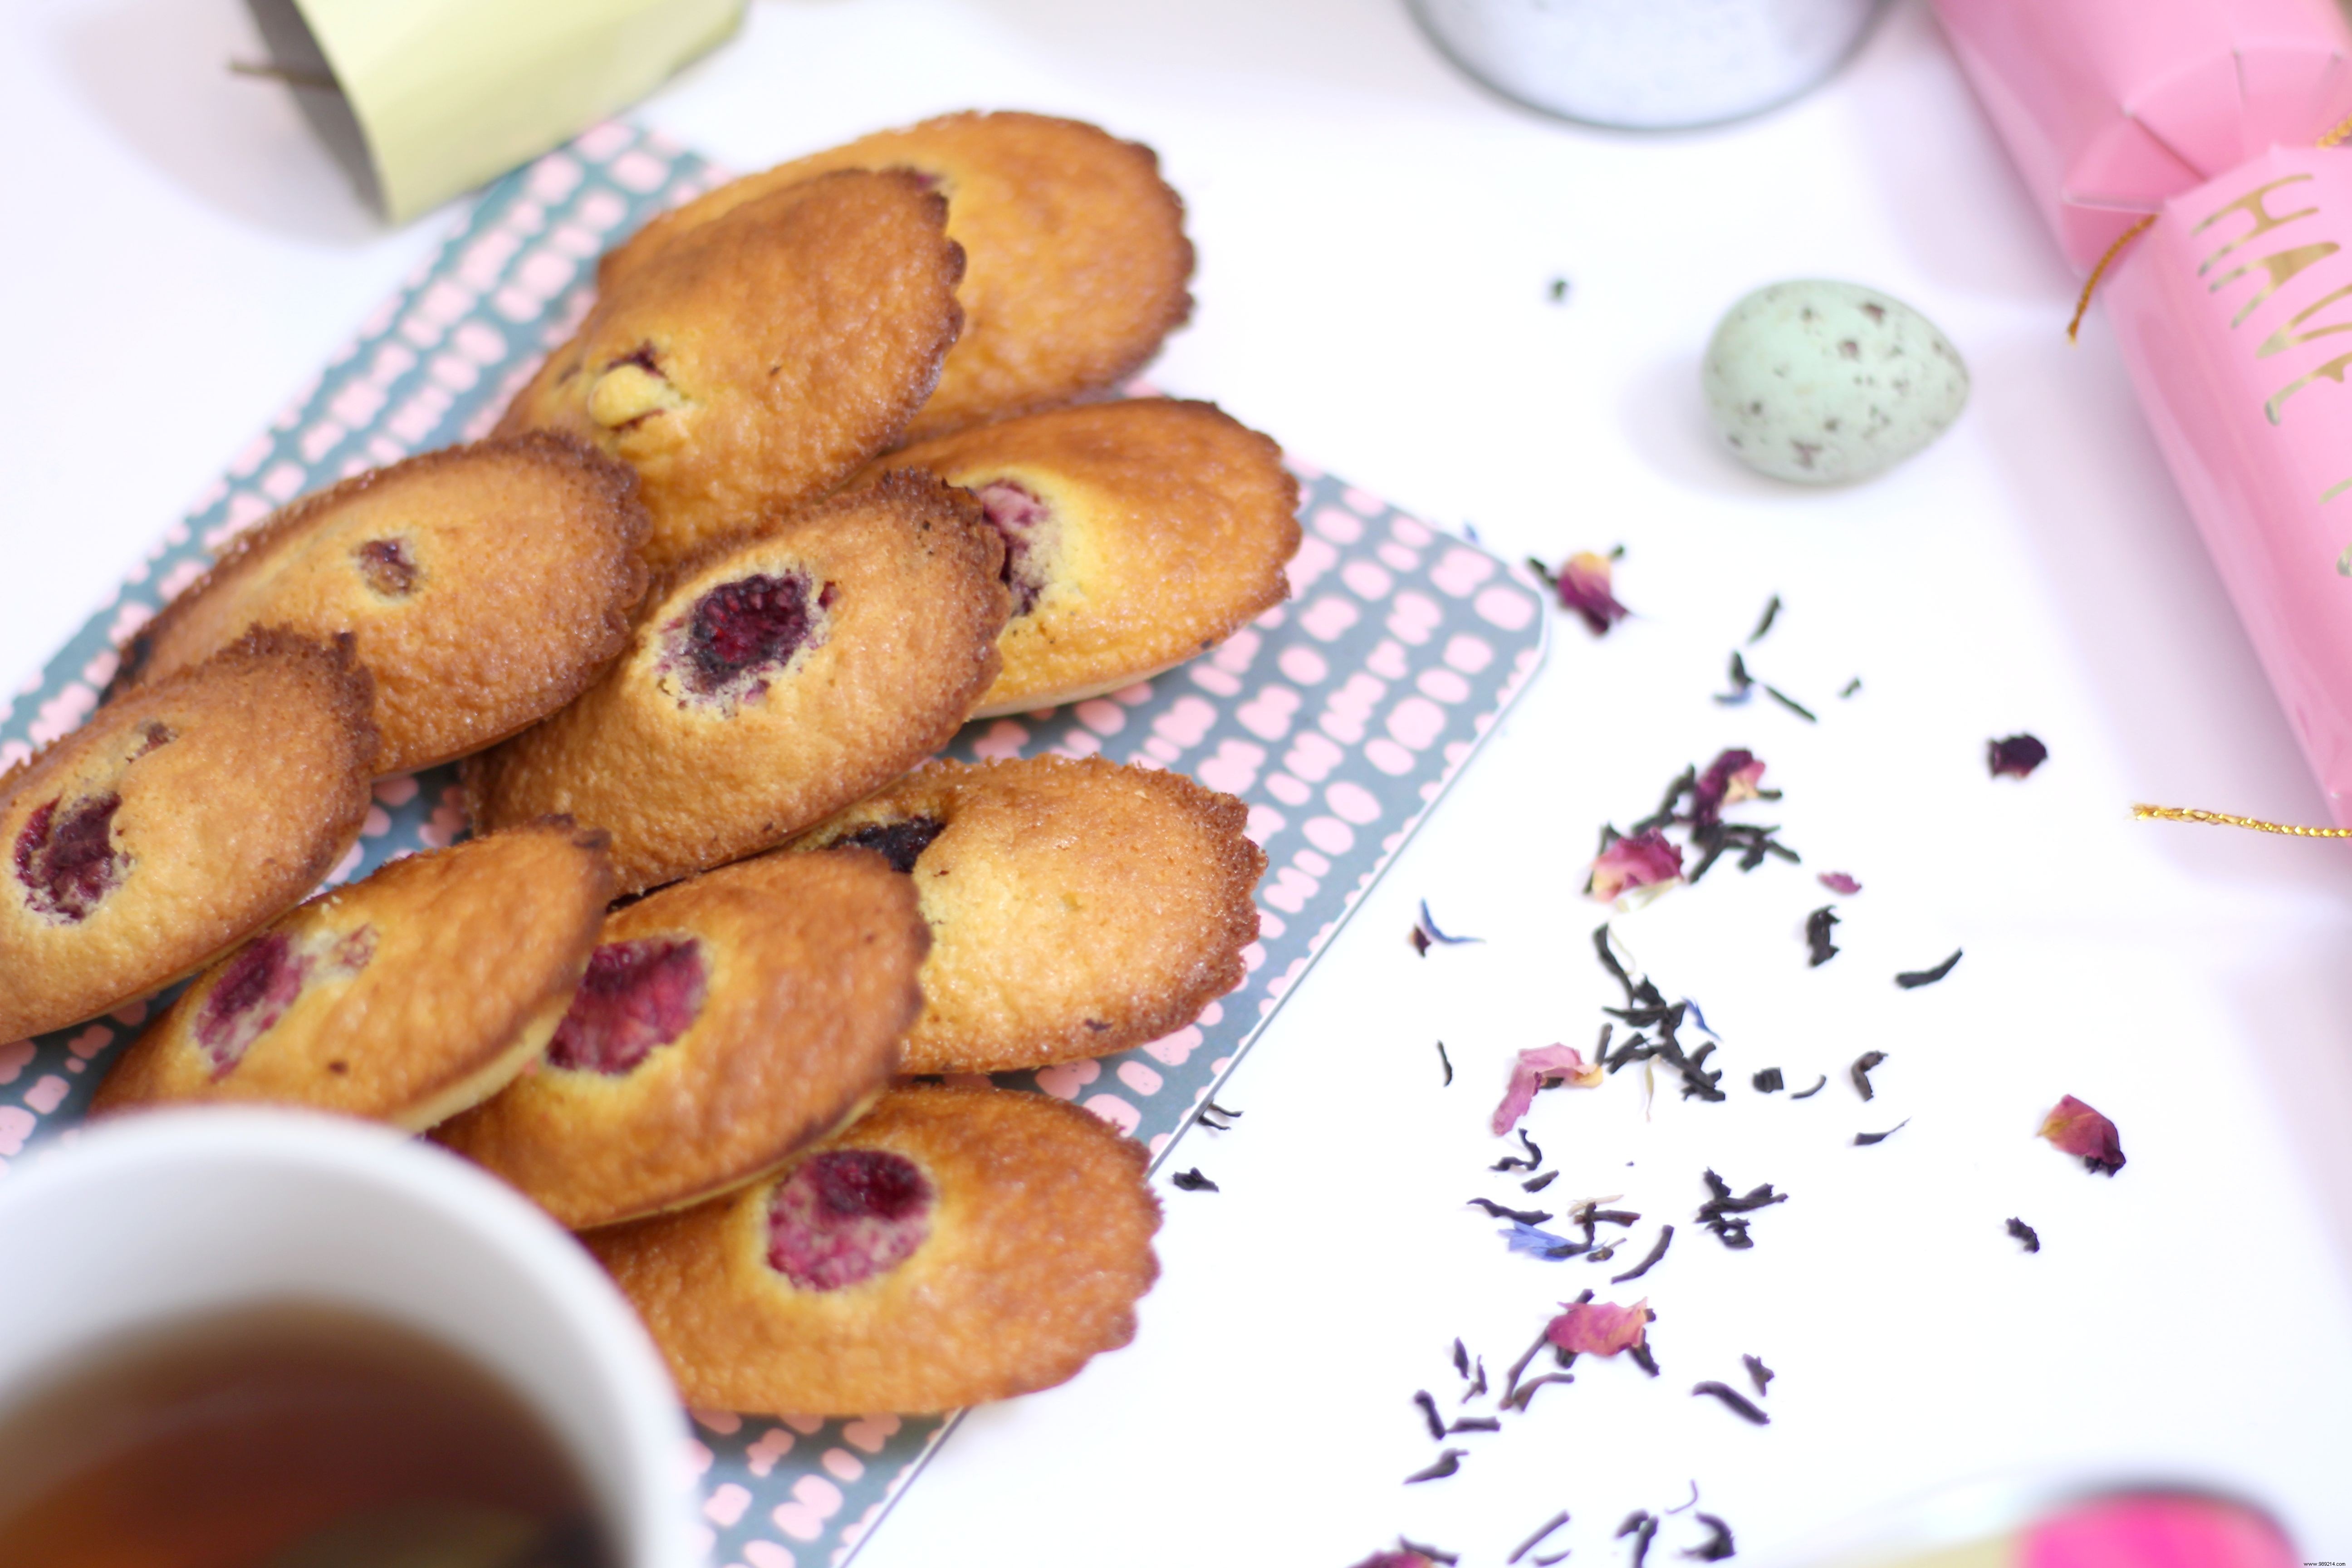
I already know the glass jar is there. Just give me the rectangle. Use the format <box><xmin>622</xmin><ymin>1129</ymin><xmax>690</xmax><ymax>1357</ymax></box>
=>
<box><xmin>1408</xmin><ymin>0</ymin><xmax>1889</xmax><ymax>130</ymax></box>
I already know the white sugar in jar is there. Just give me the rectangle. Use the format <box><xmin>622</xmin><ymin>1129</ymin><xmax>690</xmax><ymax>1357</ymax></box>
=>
<box><xmin>1409</xmin><ymin>0</ymin><xmax>1887</xmax><ymax>129</ymax></box>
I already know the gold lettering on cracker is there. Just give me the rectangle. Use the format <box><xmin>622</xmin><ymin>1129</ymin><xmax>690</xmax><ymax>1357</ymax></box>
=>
<box><xmin>2256</xmin><ymin>281</ymin><xmax>2352</xmax><ymax>358</ymax></box>
<box><xmin>2211</xmin><ymin>242</ymin><xmax>2341</xmax><ymax>328</ymax></box>
<box><xmin>2195</xmin><ymin>176</ymin><xmax>2320</xmax><ymax>274</ymax></box>
<box><xmin>2265</xmin><ymin>351</ymin><xmax>2352</xmax><ymax>423</ymax></box>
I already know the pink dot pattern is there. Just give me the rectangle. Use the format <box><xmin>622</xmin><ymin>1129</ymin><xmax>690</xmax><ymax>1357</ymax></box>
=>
<box><xmin>0</xmin><ymin>125</ymin><xmax>1547</xmax><ymax>1567</ymax></box>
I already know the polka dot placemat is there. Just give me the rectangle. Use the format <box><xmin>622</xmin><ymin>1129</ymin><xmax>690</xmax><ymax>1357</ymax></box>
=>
<box><xmin>0</xmin><ymin>121</ymin><xmax>1549</xmax><ymax>1566</ymax></box>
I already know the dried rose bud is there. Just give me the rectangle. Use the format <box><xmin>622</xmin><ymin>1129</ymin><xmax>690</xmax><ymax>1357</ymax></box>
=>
<box><xmin>1988</xmin><ymin>734</ymin><xmax>2049</xmax><ymax>779</ymax></box>
<box><xmin>2039</xmin><ymin>1094</ymin><xmax>2125</xmax><ymax>1175</ymax></box>
<box><xmin>1818</xmin><ymin>871</ymin><xmax>1861</xmax><ymax>895</ymax></box>
<box><xmin>1491</xmin><ymin>1043</ymin><xmax>1605</xmax><ymax>1135</ymax></box>
<box><xmin>1546</xmin><ymin>1298</ymin><xmax>1651</xmax><ymax>1357</ymax></box>
<box><xmin>1691</xmin><ymin>749</ymin><xmax>1768</xmax><ymax>825</ymax></box>
<box><xmin>1589</xmin><ymin>829</ymin><xmax>1683</xmax><ymax>903</ymax></box>
<box><xmin>1549</xmin><ymin>551</ymin><xmax>1630</xmax><ymax>636</ymax></box>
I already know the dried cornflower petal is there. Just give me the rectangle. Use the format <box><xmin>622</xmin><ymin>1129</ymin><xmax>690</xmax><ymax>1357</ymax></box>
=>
<box><xmin>1539</xmin><ymin>550</ymin><xmax>1630</xmax><ymax>635</ymax></box>
<box><xmin>1544</xmin><ymin>1298</ymin><xmax>1651</xmax><ymax>1356</ymax></box>
<box><xmin>1590</xmin><ymin>829</ymin><xmax>1684</xmax><ymax>903</ymax></box>
<box><xmin>1818</xmin><ymin>872</ymin><xmax>1861</xmax><ymax>895</ymax></box>
<box><xmin>1988</xmin><ymin>734</ymin><xmax>2048</xmax><ymax>778</ymax></box>
<box><xmin>1414</xmin><ymin>899</ymin><xmax>1483</xmax><ymax>949</ymax></box>
<box><xmin>2039</xmin><ymin>1095</ymin><xmax>2125</xmax><ymax>1175</ymax></box>
<box><xmin>1492</xmin><ymin>1043</ymin><xmax>1605</xmax><ymax>1134</ymax></box>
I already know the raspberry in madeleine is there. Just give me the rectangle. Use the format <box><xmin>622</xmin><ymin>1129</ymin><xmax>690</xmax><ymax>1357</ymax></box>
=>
<box><xmin>93</xmin><ymin>820</ymin><xmax>612</xmax><ymax>1132</ymax></box>
<box><xmin>112</xmin><ymin>434</ymin><xmax>650</xmax><ymax>774</ymax></box>
<box><xmin>0</xmin><ymin>630</ymin><xmax>377</xmax><ymax>1042</ymax></box>
<box><xmin>862</xmin><ymin>398</ymin><xmax>1299</xmax><ymax>714</ymax></box>
<box><xmin>465</xmin><ymin>473</ymin><xmax>1008</xmax><ymax>894</ymax></box>
<box><xmin>436</xmin><ymin>848</ymin><xmax>927</xmax><ymax>1230</ymax></box>
<box><xmin>585</xmin><ymin>1084</ymin><xmax>1160</xmax><ymax>1414</ymax></box>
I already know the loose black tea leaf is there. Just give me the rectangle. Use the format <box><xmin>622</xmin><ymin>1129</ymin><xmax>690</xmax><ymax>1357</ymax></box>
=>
<box><xmin>1447</xmin><ymin>1416</ymin><xmax>1502</xmax><ymax>1434</ymax></box>
<box><xmin>1618</xmin><ymin>1510</ymin><xmax>1661</xmax><ymax>1568</ymax></box>
<box><xmin>1508</xmin><ymin>1372</ymin><xmax>1575</xmax><ymax>1411</ymax></box>
<box><xmin>1744</xmin><ymin>1354</ymin><xmax>1775</xmax><ymax>1397</ymax></box>
<box><xmin>1806</xmin><ymin>906</ymin><xmax>1840</xmax><ymax>967</ymax></box>
<box><xmin>1524</xmin><ymin>1171</ymin><xmax>1560</xmax><ymax>1193</ymax></box>
<box><xmin>1790</xmin><ymin>1074</ymin><xmax>1828</xmax><ymax>1100</ymax></box>
<box><xmin>1534</xmin><ymin>1556</ymin><xmax>1572</xmax><ymax>1568</ymax></box>
<box><xmin>1851</xmin><ymin>1051</ymin><xmax>1887</xmax><ymax>1101</ymax></box>
<box><xmin>1509</xmin><ymin>1511</ymin><xmax>1571</xmax><ymax>1566</ymax></box>
<box><xmin>1693</xmin><ymin>1381</ymin><xmax>1772</xmax><ymax>1426</ymax></box>
<box><xmin>1401</xmin><ymin>1539</ymin><xmax>1460</xmax><ymax>1566</ymax></box>
<box><xmin>1854</xmin><ymin>1120</ymin><xmax>1910</xmax><ymax>1147</ymax></box>
<box><xmin>1548</xmin><ymin>277</ymin><xmax>1571</xmax><ymax>303</ymax></box>
<box><xmin>1405</xmin><ymin>1449</ymin><xmax>1466</xmax><ymax>1484</ymax></box>
<box><xmin>1503</xmin><ymin>1324</ymin><xmax>1553</xmax><ymax>1407</ymax></box>
<box><xmin>1470</xmin><ymin>1198</ymin><xmax>1554</xmax><ymax>1225</ymax></box>
<box><xmin>1463</xmin><ymin>1357</ymin><xmax>1488</xmax><ymax>1401</ymax></box>
<box><xmin>1612</xmin><ymin>1225</ymin><xmax>1674</xmax><ymax>1284</ymax></box>
<box><xmin>1452</xmin><ymin>1338</ymin><xmax>1469</xmax><ymax>1377</ymax></box>
<box><xmin>1715</xmin><ymin>650</ymin><xmax>1755</xmax><ymax>706</ymax></box>
<box><xmin>1749</xmin><ymin>595</ymin><xmax>1782</xmax><ymax>643</ymax></box>
<box><xmin>1696</xmin><ymin>1171</ymin><xmax>1787</xmax><ymax>1249</ymax></box>
<box><xmin>1411</xmin><ymin>926</ymin><xmax>1432</xmax><ymax>956</ymax></box>
<box><xmin>1414</xmin><ymin>1390</ymin><xmax>1446</xmax><ymax>1440</ymax></box>
<box><xmin>1667</xmin><ymin>1480</ymin><xmax>1700</xmax><ymax>1514</ymax></box>
<box><xmin>1841</xmin><ymin>676</ymin><xmax>1862</xmax><ymax>697</ymax></box>
<box><xmin>1492</xmin><ymin>1129</ymin><xmax>1544</xmax><ymax>1172</ymax></box>
<box><xmin>1988</xmin><ymin>733</ymin><xmax>2048</xmax><ymax>779</ymax></box>
<box><xmin>1171</xmin><ymin>1168</ymin><xmax>1219</xmax><ymax>1192</ymax></box>
<box><xmin>1628</xmin><ymin>1342</ymin><xmax>1661</xmax><ymax>1377</ymax></box>
<box><xmin>1764</xmin><ymin>685</ymin><xmax>1817</xmax><ymax>722</ymax></box>
<box><xmin>1896</xmin><ymin>950</ymin><xmax>1963</xmax><ymax>989</ymax></box>
<box><xmin>2007</xmin><ymin>1217</ymin><xmax>2042</xmax><ymax>1253</ymax></box>
<box><xmin>1437</xmin><ymin>1040</ymin><xmax>1453</xmax><ymax>1085</ymax></box>
<box><xmin>1684</xmin><ymin>1514</ymin><xmax>1737</xmax><ymax>1562</ymax></box>
<box><xmin>1196</xmin><ymin>1101</ymin><xmax>1242</xmax><ymax>1131</ymax></box>
<box><xmin>1752</xmin><ymin>1068</ymin><xmax>1784</xmax><ymax>1093</ymax></box>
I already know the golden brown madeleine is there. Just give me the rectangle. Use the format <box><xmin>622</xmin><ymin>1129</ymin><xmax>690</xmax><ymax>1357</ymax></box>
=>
<box><xmin>465</xmin><ymin>473</ymin><xmax>1009</xmax><ymax>894</ymax></box>
<box><xmin>0</xmin><ymin>631</ymin><xmax>377</xmax><ymax>1042</ymax></box>
<box><xmin>113</xmin><ymin>435</ymin><xmax>651</xmax><ymax>774</ymax></box>
<box><xmin>499</xmin><ymin>169</ymin><xmax>965</xmax><ymax>570</ymax></box>
<box><xmin>789</xmin><ymin>756</ymin><xmax>1262</xmax><ymax>1074</ymax></box>
<box><xmin>435</xmin><ymin>850</ymin><xmax>927</xmax><ymax>1230</ymax></box>
<box><xmin>586</xmin><ymin>1084</ymin><xmax>1161</xmax><ymax>1414</ymax></box>
<box><xmin>860</xmin><ymin>399</ymin><xmax>1300</xmax><ymax>715</ymax></box>
<box><xmin>602</xmin><ymin>112</ymin><xmax>1193</xmax><ymax>443</ymax></box>
<box><xmin>93</xmin><ymin>821</ymin><xmax>612</xmax><ymax>1132</ymax></box>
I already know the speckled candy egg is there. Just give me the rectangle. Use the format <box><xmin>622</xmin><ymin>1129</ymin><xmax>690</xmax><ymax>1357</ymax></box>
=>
<box><xmin>1702</xmin><ymin>281</ymin><xmax>1968</xmax><ymax>484</ymax></box>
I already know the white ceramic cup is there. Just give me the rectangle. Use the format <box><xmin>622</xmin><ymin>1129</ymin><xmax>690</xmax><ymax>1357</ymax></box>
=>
<box><xmin>0</xmin><ymin>1107</ymin><xmax>703</xmax><ymax>1568</ymax></box>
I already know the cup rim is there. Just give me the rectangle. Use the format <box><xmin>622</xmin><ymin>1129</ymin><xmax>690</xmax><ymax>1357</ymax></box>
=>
<box><xmin>0</xmin><ymin>1107</ymin><xmax>702</xmax><ymax>1568</ymax></box>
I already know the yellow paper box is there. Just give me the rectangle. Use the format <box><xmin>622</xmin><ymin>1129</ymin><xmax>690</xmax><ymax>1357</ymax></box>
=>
<box><xmin>250</xmin><ymin>0</ymin><xmax>743</xmax><ymax>222</ymax></box>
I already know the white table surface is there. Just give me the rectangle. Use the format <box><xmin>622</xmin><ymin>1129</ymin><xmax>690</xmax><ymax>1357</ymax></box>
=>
<box><xmin>8</xmin><ymin>1</ymin><xmax>2352</xmax><ymax>1564</ymax></box>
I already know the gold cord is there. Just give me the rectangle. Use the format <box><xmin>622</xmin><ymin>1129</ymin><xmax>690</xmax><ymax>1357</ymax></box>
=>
<box><xmin>2068</xmin><ymin>215</ymin><xmax>2156</xmax><ymax>344</ymax></box>
<box><xmin>2069</xmin><ymin>112</ymin><xmax>2352</xmax><ymax>341</ymax></box>
<box><xmin>2131</xmin><ymin>803</ymin><xmax>2352</xmax><ymax>837</ymax></box>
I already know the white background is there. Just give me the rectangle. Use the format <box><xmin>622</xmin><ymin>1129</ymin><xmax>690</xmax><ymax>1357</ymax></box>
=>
<box><xmin>5</xmin><ymin>0</ymin><xmax>2352</xmax><ymax>1563</ymax></box>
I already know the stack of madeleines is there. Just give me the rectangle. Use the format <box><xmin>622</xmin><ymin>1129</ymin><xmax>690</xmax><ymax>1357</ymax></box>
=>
<box><xmin>0</xmin><ymin>112</ymin><xmax>1305</xmax><ymax>1417</ymax></box>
